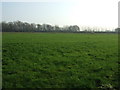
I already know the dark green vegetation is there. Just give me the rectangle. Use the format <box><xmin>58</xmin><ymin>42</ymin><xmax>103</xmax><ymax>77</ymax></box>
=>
<box><xmin>2</xmin><ymin>33</ymin><xmax>118</xmax><ymax>88</ymax></box>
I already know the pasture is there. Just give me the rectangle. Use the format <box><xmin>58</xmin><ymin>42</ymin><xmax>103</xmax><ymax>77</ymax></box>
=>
<box><xmin>2</xmin><ymin>32</ymin><xmax>118</xmax><ymax>88</ymax></box>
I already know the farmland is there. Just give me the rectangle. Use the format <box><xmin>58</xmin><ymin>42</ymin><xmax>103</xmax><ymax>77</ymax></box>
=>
<box><xmin>2</xmin><ymin>32</ymin><xmax>118</xmax><ymax>88</ymax></box>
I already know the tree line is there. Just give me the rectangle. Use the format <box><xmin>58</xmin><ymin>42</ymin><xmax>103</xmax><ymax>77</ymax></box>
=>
<box><xmin>1</xmin><ymin>21</ymin><xmax>119</xmax><ymax>33</ymax></box>
<box><xmin>1</xmin><ymin>21</ymin><xmax>79</xmax><ymax>32</ymax></box>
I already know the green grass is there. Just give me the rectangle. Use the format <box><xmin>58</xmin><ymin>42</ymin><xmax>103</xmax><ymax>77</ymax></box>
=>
<box><xmin>2</xmin><ymin>32</ymin><xmax>118</xmax><ymax>88</ymax></box>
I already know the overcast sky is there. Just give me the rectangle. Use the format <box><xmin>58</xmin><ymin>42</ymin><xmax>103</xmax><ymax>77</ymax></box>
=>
<box><xmin>1</xmin><ymin>0</ymin><xmax>119</xmax><ymax>29</ymax></box>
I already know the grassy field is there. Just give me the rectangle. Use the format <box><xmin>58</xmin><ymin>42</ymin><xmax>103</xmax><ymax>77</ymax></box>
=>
<box><xmin>2</xmin><ymin>32</ymin><xmax>118</xmax><ymax>88</ymax></box>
